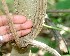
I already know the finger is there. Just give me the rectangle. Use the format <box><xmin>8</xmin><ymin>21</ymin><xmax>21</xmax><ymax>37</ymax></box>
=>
<box><xmin>0</xmin><ymin>15</ymin><xmax>26</xmax><ymax>26</ymax></box>
<box><xmin>0</xmin><ymin>20</ymin><xmax>32</xmax><ymax>35</ymax></box>
<box><xmin>21</xmin><ymin>20</ymin><xmax>33</xmax><ymax>29</ymax></box>
<box><xmin>13</xmin><ymin>15</ymin><xmax>26</xmax><ymax>24</ymax></box>
<box><xmin>3</xmin><ymin>29</ymin><xmax>31</xmax><ymax>42</ymax></box>
<box><xmin>0</xmin><ymin>26</ymin><xmax>9</xmax><ymax>35</ymax></box>
<box><xmin>14</xmin><ymin>20</ymin><xmax>33</xmax><ymax>30</ymax></box>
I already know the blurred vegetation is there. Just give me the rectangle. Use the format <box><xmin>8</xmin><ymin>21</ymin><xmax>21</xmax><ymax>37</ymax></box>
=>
<box><xmin>0</xmin><ymin>0</ymin><xmax>70</xmax><ymax>56</ymax></box>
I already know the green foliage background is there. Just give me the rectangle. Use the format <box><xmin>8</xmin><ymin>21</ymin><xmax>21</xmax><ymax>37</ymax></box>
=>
<box><xmin>0</xmin><ymin>0</ymin><xmax>70</xmax><ymax>56</ymax></box>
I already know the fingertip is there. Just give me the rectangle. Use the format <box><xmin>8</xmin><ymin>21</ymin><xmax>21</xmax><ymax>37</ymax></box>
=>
<box><xmin>22</xmin><ymin>20</ymin><xmax>33</xmax><ymax>29</ymax></box>
<box><xmin>22</xmin><ymin>28</ymin><xmax>32</xmax><ymax>36</ymax></box>
<box><xmin>13</xmin><ymin>15</ymin><xmax>27</xmax><ymax>24</ymax></box>
<box><xmin>18</xmin><ymin>28</ymin><xmax>32</xmax><ymax>36</ymax></box>
<box><xmin>27</xmin><ymin>20</ymin><xmax>33</xmax><ymax>25</ymax></box>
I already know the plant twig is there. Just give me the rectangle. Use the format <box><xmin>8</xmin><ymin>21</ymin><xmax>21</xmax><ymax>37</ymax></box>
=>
<box><xmin>46</xmin><ymin>9</ymin><xmax>70</xmax><ymax>13</ymax></box>
<box><xmin>43</xmin><ymin>24</ymin><xmax>70</xmax><ymax>33</ymax></box>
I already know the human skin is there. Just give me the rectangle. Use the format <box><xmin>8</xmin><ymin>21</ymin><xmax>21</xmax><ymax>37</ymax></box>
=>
<box><xmin>0</xmin><ymin>15</ymin><xmax>33</xmax><ymax>43</ymax></box>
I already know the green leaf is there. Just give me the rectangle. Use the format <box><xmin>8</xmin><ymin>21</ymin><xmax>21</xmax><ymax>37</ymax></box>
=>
<box><xmin>31</xmin><ymin>47</ymin><xmax>39</xmax><ymax>53</ymax></box>
<box><xmin>56</xmin><ymin>0</ymin><xmax>70</xmax><ymax>9</ymax></box>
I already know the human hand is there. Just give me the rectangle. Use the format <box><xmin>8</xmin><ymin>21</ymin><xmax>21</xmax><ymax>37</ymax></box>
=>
<box><xmin>0</xmin><ymin>15</ymin><xmax>33</xmax><ymax>43</ymax></box>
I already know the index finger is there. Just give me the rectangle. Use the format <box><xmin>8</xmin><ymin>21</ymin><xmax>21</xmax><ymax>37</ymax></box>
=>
<box><xmin>0</xmin><ymin>15</ymin><xmax>26</xmax><ymax>26</ymax></box>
